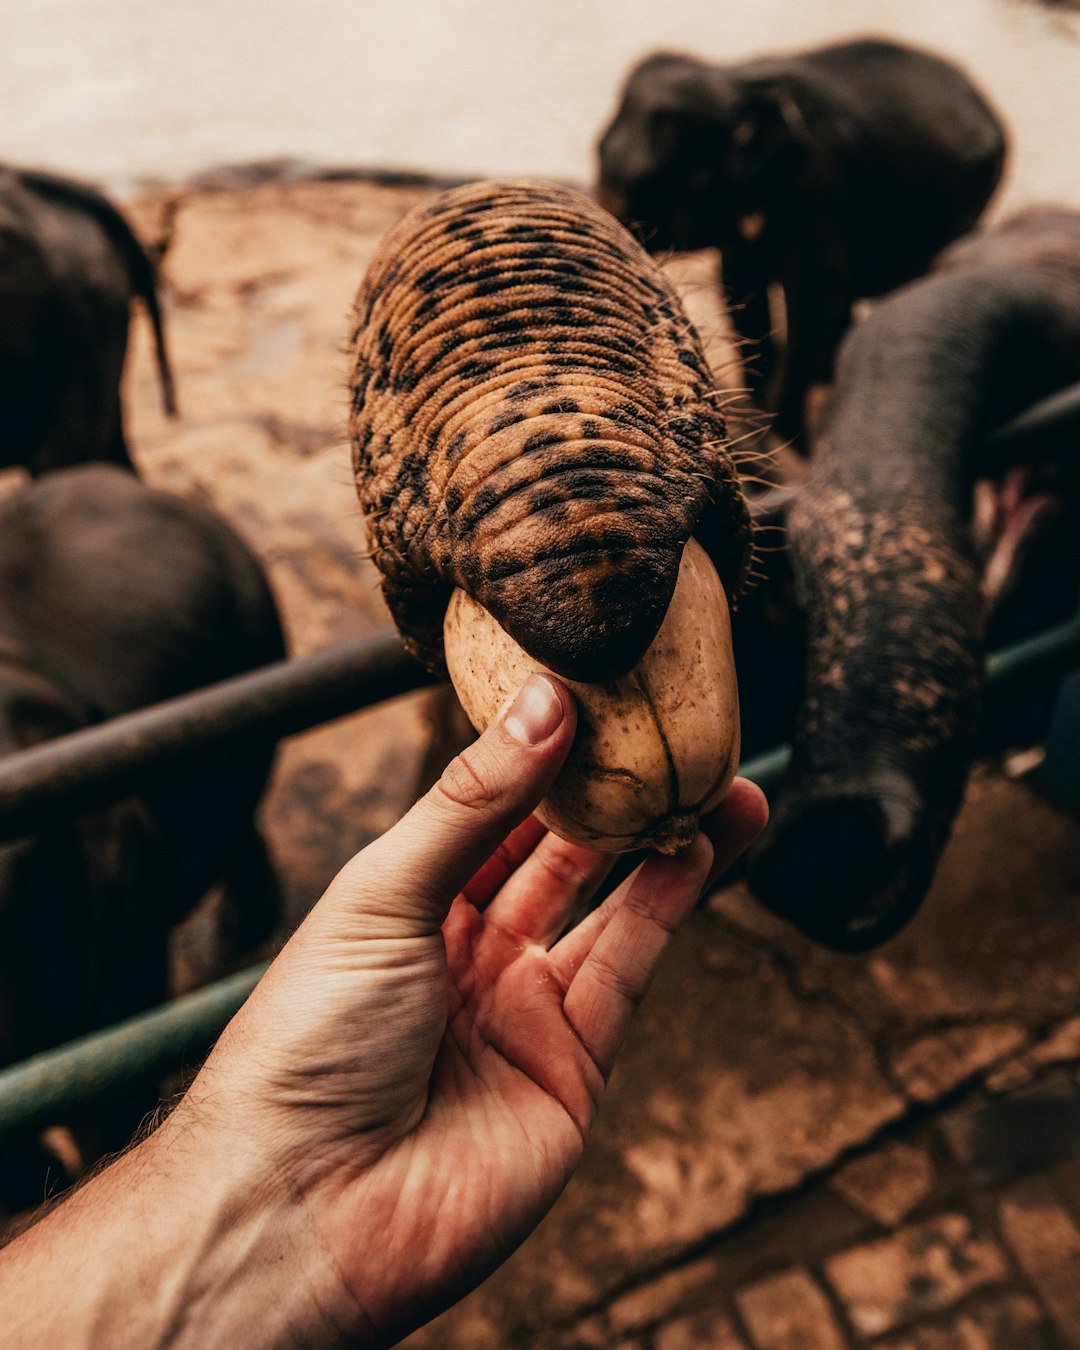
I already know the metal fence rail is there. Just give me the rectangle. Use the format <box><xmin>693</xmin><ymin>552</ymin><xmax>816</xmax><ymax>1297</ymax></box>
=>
<box><xmin>0</xmin><ymin>965</ymin><xmax>269</xmax><ymax>1139</ymax></box>
<box><xmin>0</xmin><ymin>609</ymin><xmax>1077</xmax><ymax>1143</ymax></box>
<box><xmin>986</xmin><ymin>377</ymin><xmax>1080</xmax><ymax>466</ymax></box>
<box><xmin>0</xmin><ymin>632</ymin><xmax>432</xmax><ymax>845</ymax></box>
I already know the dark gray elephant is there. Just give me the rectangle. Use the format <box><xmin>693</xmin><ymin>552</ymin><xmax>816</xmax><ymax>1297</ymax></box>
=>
<box><xmin>745</xmin><ymin>209</ymin><xmax>1080</xmax><ymax>951</ymax></box>
<box><xmin>596</xmin><ymin>38</ymin><xmax>1006</xmax><ymax>444</ymax></box>
<box><xmin>0</xmin><ymin>465</ymin><xmax>285</xmax><ymax>1208</ymax></box>
<box><xmin>0</xmin><ymin>167</ymin><xmax>176</xmax><ymax>476</ymax></box>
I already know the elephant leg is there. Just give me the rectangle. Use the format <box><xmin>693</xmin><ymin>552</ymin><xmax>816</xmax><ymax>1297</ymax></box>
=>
<box><xmin>27</xmin><ymin>382</ymin><xmax>133</xmax><ymax>476</ymax></box>
<box><xmin>215</xmin><ymin>825</ymin><xmax>282</xmax><ymax>956</ymax></box>
<box><xmin>772</xmin><ymin>271</ymin><xmax>853</xmax><ymax>449</ymax></box>
<box><xmin>65</xmin><ymin>1081</ymin><xmax>163</xmax><ymax>1171</ymax></box>
<box><xmin>719</xmin><ymin>250</ymin><xmax>776</xmax><ymax>398</ymax></box>
<box><xmin>0</xmin><ymin>1135</ymin><xmax>73</xmax><ymax>1216</ymax></box>
<box><xmin>62</xmin><ymin>924</ymin><xmax>172</xmax><ymax>1171</ymax></box>
<box><xmin>102</xmin><ymin>409</ymin><xmax>137</xmax><ymax>474</ymax></box>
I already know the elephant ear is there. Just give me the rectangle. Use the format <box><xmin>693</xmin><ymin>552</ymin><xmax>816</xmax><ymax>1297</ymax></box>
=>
<box><xmin>726</xmin><ymin>84</ymin><xmax>810</xmax><ymax>216</ymax></box>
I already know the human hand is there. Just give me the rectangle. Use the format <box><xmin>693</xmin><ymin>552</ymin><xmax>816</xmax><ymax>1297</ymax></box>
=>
<box><xmin>0</xmin><ymin>673</ymin><xmax>766</xmax><ymax>1350</ymax></box>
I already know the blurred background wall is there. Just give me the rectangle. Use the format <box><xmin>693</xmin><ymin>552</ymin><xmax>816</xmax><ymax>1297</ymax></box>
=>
<box><xmin>6</xmin><ymin>0</ymin><xmax>1079</xmax><ymax>212</ymax></box>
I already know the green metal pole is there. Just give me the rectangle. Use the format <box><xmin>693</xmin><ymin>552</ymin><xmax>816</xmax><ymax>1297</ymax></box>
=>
<box><xmin>0</xmin><ymin>964</ymin><xmax>268</xmax><ymax>1140</ymax></box>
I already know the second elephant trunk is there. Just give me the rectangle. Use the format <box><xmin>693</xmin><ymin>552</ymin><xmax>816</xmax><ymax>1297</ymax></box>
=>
<box><xmin>748</xmin><ymin>210</ymin><xmax>1080</xmax><ymax>950</ymax></box>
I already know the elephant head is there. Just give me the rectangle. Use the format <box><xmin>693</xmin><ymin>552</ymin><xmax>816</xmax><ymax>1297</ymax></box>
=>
<box><xmin>348</xmin><ymin>180</ymin><xmax>753</xmax><ymax>684</ymax></box>
<box><xmin>747</xmin><ymin>209</ymin><xmax>1080</xmax><ymax>950</ymax></box>
<box><xmin>596</xmin><ymin>52</ymin><xmax>807</xmax><ymax>256</ymax></box>
<box><xmin>595</xmin><ymin>42</ymin><xmax>1006</xmax><ymax>447</ymax></box>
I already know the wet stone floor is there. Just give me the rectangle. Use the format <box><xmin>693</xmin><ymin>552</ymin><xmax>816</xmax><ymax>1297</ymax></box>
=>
<box><xmin>33</xmin><ymin>172</ymin><xmax>1080</xmax><ymax>1347</ymax></box>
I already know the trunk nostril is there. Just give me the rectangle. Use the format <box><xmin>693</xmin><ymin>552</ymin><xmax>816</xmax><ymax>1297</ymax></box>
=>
<box><xmin>483</xmin><ymin>540</ymin><xmax>682</xmax><ymax>683</ymax></box>
<box><xmin>746</xmin><ymin>783</ymin><xmax>931</xmax><ymax>952</ymax></box>
<box><xmin>878</xmin><ymin>788</ymin><xmax>921</xmax><ymax>854</ymax></box>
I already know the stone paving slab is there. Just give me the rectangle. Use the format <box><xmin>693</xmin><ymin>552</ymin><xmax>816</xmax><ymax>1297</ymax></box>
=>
<box><xmin>828</xmin><ymin>1142</ymin><xmax>937</xmax><ymax>1230</ymax></box>
<box><xmin>737</xmin><ymin>1268</ymin><xmax>848</xmax><ymax>1349</ymax></box>
<box><xmin>869</xmin><ymin>1291</ymin><xmax>1052</xmax><ymax>1349</ymax></box>
<box><xmin>997</xmin><ymin>1176</ymin><xmax>1080</xmax><ymax>1346</ymax></box>
<box><xmin>824</xmin><ymin>1214</ymin><xmax>1011</xmax><ymax>1338</ymax></box>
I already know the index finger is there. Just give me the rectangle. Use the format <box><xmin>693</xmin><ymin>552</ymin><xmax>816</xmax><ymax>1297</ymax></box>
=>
<box><xmin>561</xmin><ymin>834</ymin><xmax>713</xmax><ymax>1079</ymax></box>
<box><xmin>549</xmin><ymin>777</ymin><xmax>767</xmax><ymax>984</ymax></box>
<box><xmin>461</xmin><ymin>814</ymin><xmax>548</xmax><ymax>908</ymax></box>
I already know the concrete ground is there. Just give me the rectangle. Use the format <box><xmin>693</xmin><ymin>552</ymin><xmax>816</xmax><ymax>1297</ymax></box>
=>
<box><xmin>105</xmin><ymin>173</ymin><xmax>1080</xmax><ymax>1349</ymax></box>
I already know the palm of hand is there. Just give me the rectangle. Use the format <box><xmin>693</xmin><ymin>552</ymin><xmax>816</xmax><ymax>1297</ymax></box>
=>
<box><xmin>315</xmin><ymin>817</ymin><xmax>710</xmax><ymax>1344</ymax></box>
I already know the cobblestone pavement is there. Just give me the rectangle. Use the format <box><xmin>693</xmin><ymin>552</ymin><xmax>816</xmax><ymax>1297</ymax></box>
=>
<box><xmin>448</xmin><ymin>1067</ymin><xmax>1080</xmax><ymax>1349</ymax></box>
<box><xmin>97</xmin><ymin>174</ymin><xmax>1080</xmax><ymax>1346</ymax></box>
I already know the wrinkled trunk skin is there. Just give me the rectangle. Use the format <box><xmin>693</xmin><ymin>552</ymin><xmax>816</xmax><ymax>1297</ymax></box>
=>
<box><xmin>748</xmin><ymin>210</ymin><xmax>1080</xmax><ymax>951</ymax></box>
<box><xmin>349</xmin><ymin>180</ymin><xmax>752</xmax><ymax>684</ymax></box>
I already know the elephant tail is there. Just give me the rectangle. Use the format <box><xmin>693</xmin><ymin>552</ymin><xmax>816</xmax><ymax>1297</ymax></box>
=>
<box><xmin>19</xmin><ymin>169</ymin><xmax>179</xmax><ymax>420</ymax></box>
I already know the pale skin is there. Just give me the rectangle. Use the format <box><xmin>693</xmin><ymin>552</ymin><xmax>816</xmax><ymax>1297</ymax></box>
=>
<box><xmin>0</xmin><ymin>673</ymin><xmax>767</xmax><ymax>1349</ymax></box>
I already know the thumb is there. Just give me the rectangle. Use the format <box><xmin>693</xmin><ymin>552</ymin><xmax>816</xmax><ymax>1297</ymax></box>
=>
<box><xmin>332</xmin><ymin>673</ymin><xmax>577</xmax><ymax>930</ymax></box>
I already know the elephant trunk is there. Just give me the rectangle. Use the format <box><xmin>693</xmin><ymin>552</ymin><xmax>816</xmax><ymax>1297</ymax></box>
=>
<box><xmin>350</xmin><ymin>181</ymin><xmax>752</xmax><ymax>683</ymax></box>
<box><xmin>748</xmin><ymin>225</ymin><xmax>1080</xmax><ymax>950</ymax></box>
<box><xmin>751</xmin><ymin>483</ymin><xmax>985</xmax><ymax>950</ymax></box>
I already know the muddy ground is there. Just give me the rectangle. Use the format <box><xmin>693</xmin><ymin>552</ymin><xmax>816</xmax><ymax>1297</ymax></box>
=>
<box><xmin>56</xmin><ymin>174</ymin><xmax>1080</xmax><ymax>1346</ymax></box>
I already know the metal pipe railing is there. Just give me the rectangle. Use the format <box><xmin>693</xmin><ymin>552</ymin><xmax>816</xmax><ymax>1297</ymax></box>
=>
<box><xmin>985</xmin><ymin>608</ymin><xmax>1080</xmax><ymax>696</ymax></box>
<box><xmin>0</xmin><ymin>632</ymin><xmax>433</xmax><ymax>846</ymax></box>
<box><xmin>0</xmin><ymin>611</ymin><xmax>1077</xmax><ymax>1143</ymax></box>
<box><xmin>986</xmin><ymin>377</ymin><xmax>1080</xmax><ymax>464</ymax></box>
<box><xmin>0</xmin><ymin>965</ymin><xmax>269</xmax><ymax>1140</ymax></box>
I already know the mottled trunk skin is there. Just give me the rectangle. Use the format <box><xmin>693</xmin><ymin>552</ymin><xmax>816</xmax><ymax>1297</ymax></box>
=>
<box><xmin>349</xmin><ymin>180</ymin><xmax>752</xmax><ymax>683</ymax></box>
<box><xmin>748</xmin><ymin>210</ymin><xmax>1080</xmax><ymax>951</ymax></box>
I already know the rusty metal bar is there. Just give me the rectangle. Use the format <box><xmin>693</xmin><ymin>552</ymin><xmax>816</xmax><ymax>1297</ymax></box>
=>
<box><xmin>0</xmin><ymin>632</ymin><xmax>433</xmax><ymax>845</ymax></box>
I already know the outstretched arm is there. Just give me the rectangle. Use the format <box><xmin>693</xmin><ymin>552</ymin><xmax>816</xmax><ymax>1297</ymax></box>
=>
<box><xmin>0</xmin><ymin>673</ymin><xmax>766</xmax><ymax>1350</ymax></box>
